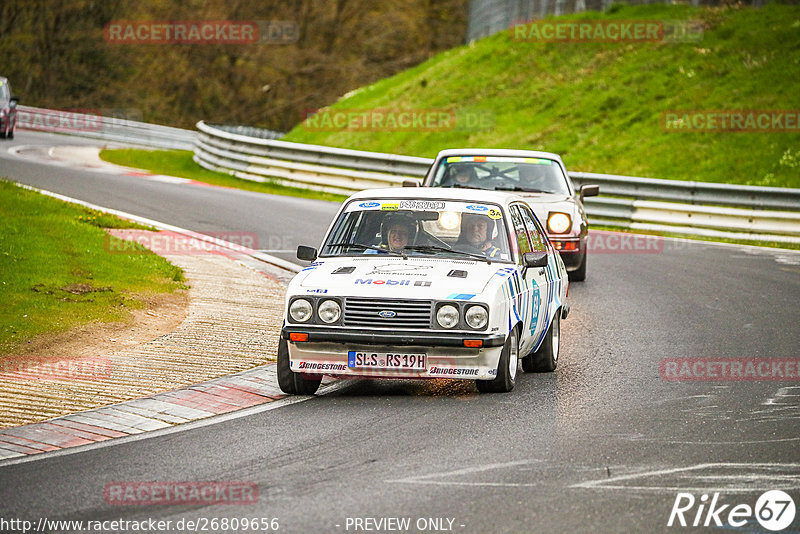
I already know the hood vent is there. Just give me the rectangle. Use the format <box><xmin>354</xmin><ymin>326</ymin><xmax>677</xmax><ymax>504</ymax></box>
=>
<box><xmin>332</xmin><ymin>266</ymin><xmax>356</xmax><ymax>274</ymax></box>
<box><xmin>447</xmin><ymin>269</ymin><xmax>468</xmax><ymax>278</ymax></box>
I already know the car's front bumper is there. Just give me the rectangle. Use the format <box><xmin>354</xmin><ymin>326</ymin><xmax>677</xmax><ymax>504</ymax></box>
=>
<box><xmin>548</xmin><ymin>235</ymin><xmax>585</xmax><ymax>270</ymax></box>
<box><xmin>282</xmin><ymin>327</ymin><xmax>506</xmax><ymax>380</ymax></box>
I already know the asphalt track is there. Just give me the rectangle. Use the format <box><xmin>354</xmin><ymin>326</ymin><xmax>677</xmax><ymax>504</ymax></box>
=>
<box><xmin>1</xmin><ymin>130</ymin><xmax>799</xmax><ymax>533</ymax></box>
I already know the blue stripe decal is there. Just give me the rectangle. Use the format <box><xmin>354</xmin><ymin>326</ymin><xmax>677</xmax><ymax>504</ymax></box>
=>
<box><xmin>446</xmin><ymin>293</ymin><xmax>476</xmax><ymax>300</ymax></box>
<box><xmin>532</xmin><ymin>255</ymin><xmax>555</xmax><ymax>350</ymax></box>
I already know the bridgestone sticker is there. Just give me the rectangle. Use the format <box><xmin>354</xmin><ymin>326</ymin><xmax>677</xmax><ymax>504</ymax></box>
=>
<box><xmin>429</xmin><ymin>367</ymin><xmax>479</xmax><ymax>376</ymax></box>
<box><xmin>296</xmin><ymin>362</ymin><xmax>348</xmax><ymax>371</ymax></box>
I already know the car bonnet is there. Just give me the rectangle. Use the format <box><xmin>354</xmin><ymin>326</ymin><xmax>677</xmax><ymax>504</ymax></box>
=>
<box><xmin>293</xmin><ymin>256</ymin><xmax>510</xmax><ymax>299</ymax></box>
<box><xmin>516</xmin><ymin>193</ymin><xmax>577</xmax><ymax>222</ymax></box>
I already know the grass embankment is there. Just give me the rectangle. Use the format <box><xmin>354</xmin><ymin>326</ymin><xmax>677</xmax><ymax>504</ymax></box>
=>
<box><xmin>0</xmin><ymin>180</ymin><xmax>186</xmax><ymax>354</ymax></box>
<box><xmin>283</xmin><ymin>3</ymin><xmax>800</xmax><ymax>189</ymax></box>
<box><xmin>99</xmin><ymin>149</ymin><xmax>347</xmax><ymax>203</ymax></box>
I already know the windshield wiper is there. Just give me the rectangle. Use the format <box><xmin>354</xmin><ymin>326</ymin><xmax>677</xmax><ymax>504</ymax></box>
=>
<box><xmin>494</xmin><ymin>185</ymin><xmax>549</xmax><ymax>193</ymax></box>
<box><xmin>403</xmin><ymin>245</ymin><xmax>490</xmax><ymax>263</ymax></box>
<box><xmin>326</xmin><ymin>242</ymin><xmax>406</xmax><ymax>257</ymax></box>
<box><xmin>441</xmin><ymin>183</ymin><xmax>490</xmax><ymax>190</ymax></box>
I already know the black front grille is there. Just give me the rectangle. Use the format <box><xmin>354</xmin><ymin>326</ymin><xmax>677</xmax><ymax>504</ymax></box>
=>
<box><xmin>343</xmin><ymin>298</ymin><xmax>432</xmax><ymax>329</ymax></box>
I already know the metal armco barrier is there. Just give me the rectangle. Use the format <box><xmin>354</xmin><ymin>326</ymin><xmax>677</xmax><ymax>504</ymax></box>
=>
<box><xmin>569</xmin><ymin>172</ymin><xmax>800</xmax><ymax>211</ymax></box>
<box><xmin>194</xmin><ymin>121</ymin><xmax>800</xmax><ymax>243</ymax></box>
<box><xmin>17</xmin><ymin>106</ymin><xmax>196</xmax><ymax>150</ymax></box>
<box><xmin>195</xmin><ymin>121</ymin><xmax>431</xmax><ymax>180</ymax></box>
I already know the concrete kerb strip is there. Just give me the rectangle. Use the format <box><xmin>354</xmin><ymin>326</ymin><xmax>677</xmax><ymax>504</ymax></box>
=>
<box><xmin>0</xmin><ymin>186</ymin><xmax>350</xmax><ymax>466</ymax></box>
<box><xmin>0</xmin><ymin>379</ymin><xmax>348</xmax><ymax>467</ymax></box>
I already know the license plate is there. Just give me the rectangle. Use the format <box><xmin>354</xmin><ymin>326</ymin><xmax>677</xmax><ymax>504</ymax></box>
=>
<box><xmin>348</xmin><ymin>351</ymin><xmax>426</xmax><ymax>370</ymax></box>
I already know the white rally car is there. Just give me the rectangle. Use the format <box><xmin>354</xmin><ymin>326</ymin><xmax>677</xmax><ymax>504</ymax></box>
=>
<box><xmin>278</xmin><ymin>188</ymin><xmax>569</xmax><ymax>395</ymax></box>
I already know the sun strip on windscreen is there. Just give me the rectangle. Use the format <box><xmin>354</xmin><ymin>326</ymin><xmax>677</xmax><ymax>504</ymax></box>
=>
<box><xmin>349</xmin><ymin>200</ymin><xmax>502</xmax><ymax>217</ymax></box>
<box><xmin>445</xmin><ymin>156</ymin><xmax>554</xmax><ymax>165</ymax></box>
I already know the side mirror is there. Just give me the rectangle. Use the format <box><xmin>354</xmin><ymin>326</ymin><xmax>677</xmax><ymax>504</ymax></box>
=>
<box><xmin>580</xmin><ymin>184</ymin><xmax>599</xmax><ymax>201</ymax></box>
<box><xmin>296</xmin><ymin>245</ymin><xmax>318</xmax><ymax>262</ymax></box>
<box><xmin>402</xmin><ymin>179</ymin><xmax>420</xmax><ymax>187</ymax></box>
<box><xmin>523</xmin><ymin>251</ymin><xmax>549</xmax><ymax>268</ymax></box>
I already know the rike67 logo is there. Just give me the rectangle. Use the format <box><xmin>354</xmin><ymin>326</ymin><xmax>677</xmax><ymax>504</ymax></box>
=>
<box><xmin>668</xmin><ymin>490</ymin><xmax>796</xmax><ymax>531</ymax></box>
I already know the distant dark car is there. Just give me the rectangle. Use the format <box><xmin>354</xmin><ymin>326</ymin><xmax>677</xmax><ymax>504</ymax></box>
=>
<box><xmin>0</xmin><ymin>77</ymin><xmax>19</xmax><ymax>139</ymax></box>
<box><xmin>420</xmin><ymin>149</ymin><xmax>598</xmax><ymax>281</ymax></box>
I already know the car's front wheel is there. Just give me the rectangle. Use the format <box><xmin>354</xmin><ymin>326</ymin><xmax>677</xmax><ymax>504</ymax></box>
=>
<box><xmin>521</xmin><ymin>311</ymin><xmax>560</xmax><ymax>372</ymax></box>
<box><xmin>277</xmin><ymin>337</ymin><xmax>322</xmax><ymax>395</ymax></box>
<box><xmin>476</xmin><ymin>328</ymin><xmax>518</xmax><ymax>393</ymax></box>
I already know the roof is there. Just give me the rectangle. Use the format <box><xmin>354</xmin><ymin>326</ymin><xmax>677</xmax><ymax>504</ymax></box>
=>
<box><xmin>434</xmin><ymin>148</ymin><xmax>564</xmax><ymax>164</ymax></box>
<box><xmin>347</xmin><ymin>186</ymin><xmax>529</xmax><ymax>206</ymax></box>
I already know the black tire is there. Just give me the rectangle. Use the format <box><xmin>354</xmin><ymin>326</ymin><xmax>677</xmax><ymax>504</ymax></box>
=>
<box><xmin>521</xmin><ymin>312</ymin><xmax>560</xmax><ymax>373</ymax></box>
<box><xmin>476</xmin><ymin>328</ymin><xmax>518</xmax><ymax>393</ymax></box>
<box><xmin>277</xmin><ymin>337</ymin><xmax>322</xmax><ymax>395</ymax></box>
<box><xmin>568</xmin><ymin>251</ymin><xmax>587</xmax><ymax>282</ymax></box>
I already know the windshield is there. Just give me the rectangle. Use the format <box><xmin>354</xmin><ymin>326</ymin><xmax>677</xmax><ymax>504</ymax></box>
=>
<box><xmin>321</xmin><ymin>199</ymin><xmax>513</xmax><ymax>263</ymax></box>
<box><xmin>430</xmin><ymin>156</ymin><xmax>571</xmax><ymax>195</ymax></box>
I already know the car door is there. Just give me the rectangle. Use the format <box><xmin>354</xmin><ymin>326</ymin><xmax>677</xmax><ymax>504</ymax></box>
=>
<box><xmin>519</xmin><ymin>203</ymin><xmax>562</xmax><ymax>351</ymax></box>
<box><xmin>508</xmin><ymin>204</ymin><xmax>550</xmax><ymax>355</ymax></box>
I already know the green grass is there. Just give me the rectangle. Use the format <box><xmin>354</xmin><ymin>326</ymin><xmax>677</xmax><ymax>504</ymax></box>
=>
<box><xmin>99</xmin><ymin>148</ymin><xmax>347</xmax><ymax>203</ymax></box>
<box><xmin>0</xmin><ymin>180</ymin><xmax>187</xmax><ymax>354</ymax></box>
<box><xmin>284</xmin><ymin>3</ymin><xmax>800</xmax><ymax>189</ymax></box>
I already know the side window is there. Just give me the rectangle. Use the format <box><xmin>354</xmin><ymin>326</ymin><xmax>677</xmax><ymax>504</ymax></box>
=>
<box><xmin>326</xmin><ymin>211</ymin><xmax>362</xmax><ymax>250</ymax></box>
<box><xmin>509</xmin><ymin>205</ymin><xmax>532</xmax><ymax>258</ymax></box>
<box><xmin>520</xmin><ymin>206</ymin><xmax>548</xmax><ymax>252</ymax></box>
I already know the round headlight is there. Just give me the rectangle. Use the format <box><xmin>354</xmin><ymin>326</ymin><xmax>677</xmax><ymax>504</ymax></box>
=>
<box><xmin>317</xmin><ymin>299</ymin><xmax>341</xmax><ymax>324</ymax></box>
<box><xmin>289</xmin><ymin>299</ymin><xmax>313</xmax><ymax>323</ymax></box>
<box><xmin>465</xmin><ymin>305</ymin><xmax>488</xmax><ymax>329</ymax></box>
<box><xmin>547</xmin><ymin>212</ymin><xmax>571</xmax><ymax>234</ymax></box>
<box><xmin>436</xmin><ymin>304</ymin><xmax>459</xmax><ymax>329</ymax></box>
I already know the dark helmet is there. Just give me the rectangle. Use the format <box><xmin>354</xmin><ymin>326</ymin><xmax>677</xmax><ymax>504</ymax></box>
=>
<box><xmin>449</xmin><ymin>164</ymin><xmax>478</xmax><ymax>183</ymax></box>
<box><xmin>381</xmin><ymin>212</ymin><xmax>418</xmax><ymax>244</ymax></box>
